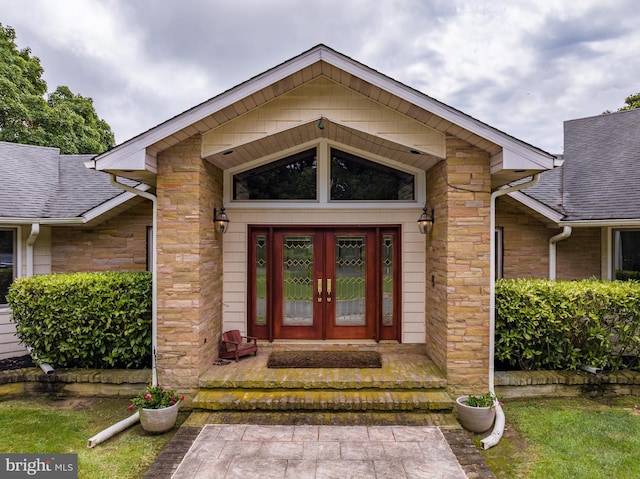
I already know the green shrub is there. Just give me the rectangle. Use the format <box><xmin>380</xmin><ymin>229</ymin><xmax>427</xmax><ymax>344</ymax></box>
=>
<box><xmin>496</xmin><ymin>279</ymin><xmax>640</xmax><ymax>371</ymax></box>
<box><xmin>0</xmin><ymin>267</ymin><xmax>13</xmax><ymax>303</ymax></box>
<box><xmin>616</xmin><ymin>270</ymin><xmax>640</xmax><ymax>281</ymax></box>
<box><xmin>7</xmin><ymin>272</ymin><xmax>152</xmax><ymax>369</ymax></box>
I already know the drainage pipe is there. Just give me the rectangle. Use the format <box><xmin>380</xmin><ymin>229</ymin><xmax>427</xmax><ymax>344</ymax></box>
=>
<box><xmin>85</xmin><ymin>175</ymin><xmax>157</xmax><ymax>448</ymax></box>
<box><xmin>26</xmin><ymin>223</ymin><xmax>40</xmax><ymax>277</ymax></box>
<box><xmin>87</xmin><ymin>411</ymin><xmax>140</xmax><ymax>448</ymax></box>
<box><xmin>549</xmin><ymin>226</ymin><xmax>572</xmax><ymax>280</ymax></box>
<box><xmin>482</xmin><ymin>174</ymin><xmax>539</xmax><ymax>450</ymax></box>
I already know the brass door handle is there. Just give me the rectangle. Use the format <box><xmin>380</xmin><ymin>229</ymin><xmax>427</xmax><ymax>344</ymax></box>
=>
<box><xmin>327</xmin><ymin>279</ymin><xmax>332</xmax><ymax>302</ymax></box>
<box><xmin>317</xmin><ymin>278</ymin><xmax>323</xmax><ymax>302</ymax></box>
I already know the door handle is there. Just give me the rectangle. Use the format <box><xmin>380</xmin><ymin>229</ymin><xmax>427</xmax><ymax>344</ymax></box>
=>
<box><xmin>327</xmin><ymin>279</ymin><xmax>332</xmax><ymax>302</ymax></box>
<box><xmin>317</xmin><ymin>278</ymin><xmax>323</xmax><ymax>302</ymax></box>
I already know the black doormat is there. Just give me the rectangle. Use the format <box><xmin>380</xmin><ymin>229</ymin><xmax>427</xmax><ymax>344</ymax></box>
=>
<box><xmin>267</xmin><ymin>350</ymin><xmax>382</xmax><ymax>368</ymax></box>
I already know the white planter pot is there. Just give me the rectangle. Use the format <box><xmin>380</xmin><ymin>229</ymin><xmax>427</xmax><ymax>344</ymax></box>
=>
<box><xmin>139</xmin><ymin>401</ymin><xmax>179</xmax><ymax>433</ymax></box>
<box><xmin>455</xmin><ymin>396</ymin><xmax>496</xmax><ymax>433</ymax></box>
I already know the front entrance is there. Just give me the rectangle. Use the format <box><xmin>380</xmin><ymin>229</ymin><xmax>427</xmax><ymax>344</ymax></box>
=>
<box><xmin>249</xmin><ymin>226</ymin><xmax>400</xmax><ymax>341</ymax></box>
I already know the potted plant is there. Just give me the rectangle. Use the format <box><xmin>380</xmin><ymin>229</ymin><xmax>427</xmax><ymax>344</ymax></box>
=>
<box><xmin>455</xmin><ymin>391</ymin><xmax>498</xmax><ymax>433</ymax></box>
<box><xmin>129</xmin><ymin>384</ymin><xmax>184</xmax><ymax>433</ymax></box>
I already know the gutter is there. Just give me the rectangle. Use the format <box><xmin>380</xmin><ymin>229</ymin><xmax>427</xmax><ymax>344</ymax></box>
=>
<box><xmin>549</xmin><ymin>226</ymin><xmax>572</xmax><ymax>280</ymax></box>
<box><xmin>482</xmin><ymin>173</ymin><xmax>540</xmax><ymax>450</ymax></box>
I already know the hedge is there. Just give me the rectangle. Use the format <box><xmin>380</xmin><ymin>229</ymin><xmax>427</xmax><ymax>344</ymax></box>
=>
<box><xmin>7</xmin><ymin>271</ymin><xmax>152</xmax><ymax>369</ymax></box>
<box><xmin>495</xmin><ymin>279</ymin><xmax>640</xmax><ymax>371</ymax></box>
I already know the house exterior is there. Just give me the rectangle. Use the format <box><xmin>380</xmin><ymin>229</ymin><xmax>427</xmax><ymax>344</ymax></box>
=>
<box><xmin>498</xmin><ymin>108</ymin><xmax>640</xmax><ymax>281</ymax></box>
<box><xmin>86</xmin><ymin>45</ymin><xmax>553</xmax><ymax>393</ymax></box>
<box><xmin>0</xmin><ymin>141</ymin><xmax>151</xmax><ymax>359</ymax></box>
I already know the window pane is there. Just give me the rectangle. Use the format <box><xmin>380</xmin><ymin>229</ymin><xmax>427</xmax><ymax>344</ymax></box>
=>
<box><xmin>335</xmin><ymin>236</ymin><xmax>366</xmax><ymax>326</ymax></box>
<box><xmin>255</xmin><ymin>235</ymin><xmax>267</xmax><ymax>325</ymax></box>
<box><xmin>382</xmin><ymin>235</ymin><xmax>393</xmax><ymax>326</ymax></box>
<box><xmin>615</xmin><ymin>230</ymin><xmax>640</xmax><ymax>278</ymax></box>
<box><xmin>233</xmin><ymin>148</ymin><xmax>317</xmax><ymax>200</ymax></box>
<box><xmin>282</xmin><ymin>236</ymin><xmax>314</xmax><ymax>326</ymax></box>
<box><xmin>330</xmin><ymin>148</ymin><xmax>414</xmax><ymax>200</ymax></box>
<box><xmin>0</xmin><ymin>229</ymin><xmax>15</xmax><ymax>304</ymax></box>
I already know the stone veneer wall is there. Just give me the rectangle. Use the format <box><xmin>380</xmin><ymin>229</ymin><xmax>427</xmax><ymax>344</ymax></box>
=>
<box><xmin>51</xmin><ymin>202</ymin><xmax>151</xmax><ymax>273</ymax></box>
<box><xmin>497</xmin><ymin>196</ymin><xmax>601</xmax><ymax>280</ymax></box>
<box><xmin>156</xmin><ymin>135</ymin><xmax>222</xmax><ymax>392</ymax></box>
<box><xmin>425</xmin><ymin>138</ymin><xmax>491</xmax><ymax>394</ymax></box>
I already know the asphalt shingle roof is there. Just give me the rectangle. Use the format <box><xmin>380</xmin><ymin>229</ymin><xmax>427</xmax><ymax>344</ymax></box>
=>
<box><xmin>520</xmin><ymin>108</ymin><xmax>640</xmax><ymax>221</ymax></box>
<box><xmin>0</xmin><ymin>142</ymin><xmax>128</xmax><ymax>219</ymax></box>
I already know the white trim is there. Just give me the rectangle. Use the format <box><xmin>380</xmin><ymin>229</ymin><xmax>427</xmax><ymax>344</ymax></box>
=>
<box><xmin>94</xmin><ymin>45</ymin><xmax>553</xmax><ymax>175</ymax></box>
<box><xmin>224</xmin><ymin>138</ymin><xmax>425</xmax><ymax>208</ymax></box>
<box><xmin>560</xmin><ymin>219</ymin><xmax>640</xmax><ymax>228</ymax></box>
<box><xmin>507</xmin><ymin>191</ymin><xmax>564</xmax><ymax>223</ymax></box>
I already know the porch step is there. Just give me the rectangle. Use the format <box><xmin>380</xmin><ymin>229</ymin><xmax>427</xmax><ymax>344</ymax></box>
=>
<box><xmin>193</xmin><ymin>389</ymin><xmax>453</xmax><ymax>412</ymax></box>
<box><xmin>193</xmin><ymin>351</ymin><xmax>453</xmax><ymax>413</ymax></box>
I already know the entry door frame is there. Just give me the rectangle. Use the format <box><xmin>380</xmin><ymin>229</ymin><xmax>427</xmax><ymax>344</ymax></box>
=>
<box><xmin>248</xmin><ymin>225</ymin><xmax>401</xmax><ymax>342</ymax></box>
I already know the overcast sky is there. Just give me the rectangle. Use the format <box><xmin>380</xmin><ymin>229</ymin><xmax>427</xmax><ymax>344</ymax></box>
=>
<box><xmin>2</xmin><ymin>0</ymin><xmax>639</xmax><ymax>153</ymax></box>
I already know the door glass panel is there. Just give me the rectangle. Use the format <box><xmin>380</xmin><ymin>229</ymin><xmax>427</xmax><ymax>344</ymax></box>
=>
<box><xmin>382</xmin><ymin>235</ymin><xmax>394</xmax><ymax>325</ymax></box>
<box><xmin>282</xmin><ymin>236</ymin><xmax>314</xmax><ymax>326</ymax></box>
<box><xmin>335</xmin><ymin>236</ymin><xmax>366</xmax><ymax>326</ymax></box>
<box><xmin>255</xmin><ymin>235</ymin><xmax>267</xmax><ymax>325</ymax></box>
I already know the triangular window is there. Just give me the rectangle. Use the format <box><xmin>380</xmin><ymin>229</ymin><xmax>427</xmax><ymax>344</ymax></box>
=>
<box><xmin>233</xmin><ymin>148</ymin><xmax>317</xmax><ymax>200</ymax></box>
<box><xmin>330</xmin><ymin>149</ymin><xmax>414</xmax><ymax>201</ymax></box>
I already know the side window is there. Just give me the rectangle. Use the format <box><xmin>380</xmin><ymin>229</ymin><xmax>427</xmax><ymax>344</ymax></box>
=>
<box><xmin>0</xmin><ymin>229</ymin><xmax>16</xmax><ymax>304</ymax></box>
<box><xmin>613</xmin><ymin>229</ymin><xmax>640</xmax><ymax>280</ymax></box>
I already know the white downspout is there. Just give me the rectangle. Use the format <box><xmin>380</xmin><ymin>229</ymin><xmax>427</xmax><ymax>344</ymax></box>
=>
<box><xmin>87</xmin><ymin>175</ymin><xmax>158</xmax><ymax>448</ymax></box>
<box><xmin>482</xmin><ymin>174</ymin><xmax>539</xmax><ymax>450</ymax></box>
<box><xmin>26</xmin><ymin>223</ymin><xmax>40</xmax><ymax>277</ymax></box>
<box><xmin>108</xmin><ymin>174</ymin><xmax>158</xmax><ymax>387</ymax></box>
<box><xmin>549</xmin><ymin>226</ymin><xmax>572</xmax><ymax>280</ymax></box>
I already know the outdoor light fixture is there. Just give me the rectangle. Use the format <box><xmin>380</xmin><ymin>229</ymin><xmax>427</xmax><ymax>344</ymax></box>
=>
<box><xmin>213</xmin><ymin>207</ymin><xmax>230</xmax><ymax>234</ymax></box>
<box><xmin>417</xmin><ymin>206</ymin><xmax>434</xmax><ymax>234</ymax></box>
<box><xmin>317</xmin><ymin>118</ymin><xmax>325</xmax><ymax>130</ymax></box>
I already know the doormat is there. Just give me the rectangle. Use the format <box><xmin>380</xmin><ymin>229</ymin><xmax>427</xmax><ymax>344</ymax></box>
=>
<box><xmin>267</xmin><ymin>350</ymin><xmax>382</xmax><ymax>368</ymax></box>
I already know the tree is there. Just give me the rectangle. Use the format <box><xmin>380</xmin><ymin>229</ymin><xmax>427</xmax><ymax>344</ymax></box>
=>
<box><xmin>0</xmin><ymin>24</ymin><xmax>115</xmax><ymax>154</ymax></box>
<box><xmin>618</xmin><ymin>92</ymin><xmax>640</xmax><ymax>111</ymax></box>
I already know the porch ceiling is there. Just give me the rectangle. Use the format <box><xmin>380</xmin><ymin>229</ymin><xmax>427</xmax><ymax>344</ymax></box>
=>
<box><xmin>204</xmin><ymin>118</ymin><xmax>443</xmax><ymax>172</ymax></box>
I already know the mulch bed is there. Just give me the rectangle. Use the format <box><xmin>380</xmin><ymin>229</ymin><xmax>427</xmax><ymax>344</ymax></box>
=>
<box><xmin>267</xmin><ymin>350</ymin><xmax>381</xmax><ymax>368</ymax></box>
<box><xmin>0</xmin><ymin>354</ymin><xmax>35</xmax><ymax>371</ymax></box>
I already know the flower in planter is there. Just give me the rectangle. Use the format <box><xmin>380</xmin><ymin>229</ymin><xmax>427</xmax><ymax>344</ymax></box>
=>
<box><xmin>128</xmin><ymin>384</ymin><xmax>184</xmax><ymax>411</ymax></box>
<box><xmin>465</xmin><ymin>391</ymin><xmax>500</xmax><ymax>408</ymax></box>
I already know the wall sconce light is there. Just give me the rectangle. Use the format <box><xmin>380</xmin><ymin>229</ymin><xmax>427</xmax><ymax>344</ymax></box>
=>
<box><xmin>417</xmin><ymin>206</ymin><xmax>434</xmax><ymax>234</ymax></box>
<box><xmin>213</xmin><ymin>207</ymin><xmax>230</xmax><ymax>234</ymax></box>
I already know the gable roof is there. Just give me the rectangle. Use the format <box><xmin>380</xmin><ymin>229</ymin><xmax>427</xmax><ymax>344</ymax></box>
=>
<box><xmin>0</xmin><ymin>141</ymin><xmax>144</xmax><ymax>224</ymax></box>
<box><xmin>511</xmin><ymin>108</ymin><xmax>640</xmax><ymax>224</ymax></box>
<box><xmin>90</xmin><ymin>44</ymin><xmax>554</xmax><ymax>187</ymax></box>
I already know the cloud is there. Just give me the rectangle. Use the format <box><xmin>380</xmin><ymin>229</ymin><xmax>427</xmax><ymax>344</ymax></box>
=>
<box><xmin>1</xmin><ymin>0</ymin><xmax>639</xmax><ymax>152</ymax></box>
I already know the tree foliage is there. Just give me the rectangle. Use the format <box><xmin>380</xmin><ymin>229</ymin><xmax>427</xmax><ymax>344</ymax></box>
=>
<box><xmin>0</xmin><ymin>23</ymin><xmax>115</xmax><ymax>154</ymax></box>
<box><xmin>618</xmin><ymin>92</ymin><xmax>640</xmax><ymax>111</ymax></box>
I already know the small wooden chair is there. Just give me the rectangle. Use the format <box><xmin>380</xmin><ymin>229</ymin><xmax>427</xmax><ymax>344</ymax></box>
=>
<box><xmin>219</xmin><ymin>330</ymin><xmax>258</xmax><ymax>362</ymax></box>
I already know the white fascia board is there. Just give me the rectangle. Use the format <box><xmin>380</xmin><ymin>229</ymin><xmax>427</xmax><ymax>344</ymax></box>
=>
<box><xmin>93</xmin><ymin>45</ymin><xmax>553</xmax><ymax>172</ymax></box>
<box><xmin>493</xmin><ymin>147</ymin><xmax>554</xmax><ymax>172</ymax></box>
<box><xmin>0</xmin><ymin>218</ymin><xmax>84</xmax><ymax>225</ymax></box>
<box><xmin>559</xmin><ymin>218</ymin><xmax>640</xmax><ymax>228</ymax></box>
<box><xmin>507</xmin><ymin>191</ymin><xmax>565</xmax><ymax>223</ymax></box>
<box><xmin>81</xmin><ymin>184</ymin><xmax>151</xmax><ymax>222</ymax></box>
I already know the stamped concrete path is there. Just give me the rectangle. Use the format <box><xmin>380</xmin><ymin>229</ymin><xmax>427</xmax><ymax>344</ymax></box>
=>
<box><xmin>170</xmin><ymin>424</ymin><xmax>466</xmax><ymax>479</ymax></box>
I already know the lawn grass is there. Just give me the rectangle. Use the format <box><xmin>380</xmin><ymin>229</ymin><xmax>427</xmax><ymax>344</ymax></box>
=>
<box><xmin>481</xmin><ymin>396</ymin><xmax>640</xmax><ymax>479</ymax></box>
<box><xmin>0</xmin><ymin>397</ymin><xmax>187</xmax><ymax>479</ymax></box>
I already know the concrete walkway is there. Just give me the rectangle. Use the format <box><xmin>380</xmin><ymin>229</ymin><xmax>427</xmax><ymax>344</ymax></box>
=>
<box><xmin>171</xmin><ymin>424</ymin><xmax>466</xmax><ymax>478</ymax></box>
<box><xmin>143</xmin><ymin>415</ymin><xmax>496</xmax><ymax>479</ymax></box>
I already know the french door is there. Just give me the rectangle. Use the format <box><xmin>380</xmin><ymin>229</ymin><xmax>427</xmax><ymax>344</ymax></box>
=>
<box><xmin>249</xmin><ymin>226</ymin><xmax>400</xmax><ymax>341</ymax></box>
